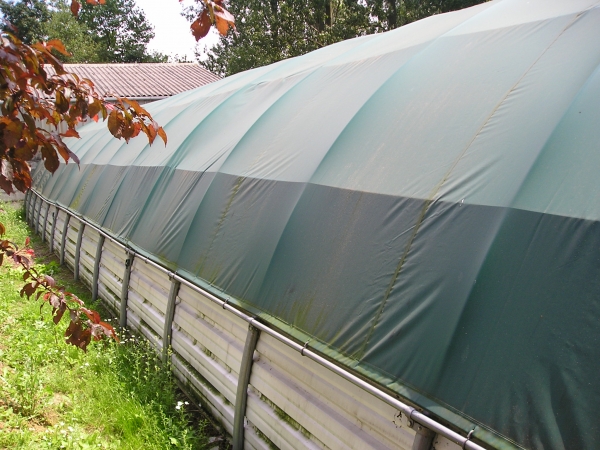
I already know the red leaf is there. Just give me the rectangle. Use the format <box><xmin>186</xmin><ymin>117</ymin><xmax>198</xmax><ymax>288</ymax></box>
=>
<box><xmin>191</xmin><ymin>10</ymin><xmax>212</xmax><ymax>40</ymax></box>
<box><xmin>61</xmin><ymin>128</ymin><xmax>80</xmax><ymax>139</ymax></box>
<box><xmin>44</xmin><ymin>275</ymin><xmax>55</xmax><ymax>287</ymax></box>
<box><xmin>99</xmin><ymin>321</ymin><xmax>118</xmax><ymax>340</ymax></box>
<box><xmin>157</xmin><ymin>127</ymin><xmax>167</xmax><ymax>145</ymax></box>
<box><xmin>46</xmin><ymin>39</ymin><xmax>70</xmax><ymax>56</ymax></box>
<box><xmin>70</xmin><ymin>0</ymin><xmax>80</xmax><ymax>16</ymax></box>
<box><xmin>64</xmin><ymin>320</ymin><xmax>80</xmax><ymax>338</ymax></box>
<box><xmin>53</xmin><ymin>304</ymin><xmax>66</xmax><ymax>324</ymax></box>
<box><xmin>20</xmin><ymin>282</ymin><xmax>37</xmax><ymax>298</ymax></box>
<box><xmin>0</xmin><ymin>173</ymin><xmax>11</xmax><ymax>196</ymax></box>
<box><xmin>81</xmin><ymin>307</ymin><xmax>101</xmax><ymax>324</ymax></box>
<box><xmin>214</xmin><ymin>9</ymin><xmax>235</xmax><ymax>36</ymax></box>
<box><xmin>67</xmin><ymin>149</ymin><xmax>80</xmax><ymax>166</ymax></box>
<box><xmin>2</xmin><ymin>120</ymin><xmax>23</xmax><ymax>148</ymax></box>
<box><xmin>107</xmin><ymin>109</ymin><xmax>122</xmax><ymax>138</ymax></box>
<box><xmin>41</xmin><ymin>144</ymin><xmax>60</xmax><ymax>173</ymax></box>
<box><xmin>65</xmin><ymin>320</ymin><xmax>91</xmax><ymax>351</ymax></box>
<box><xmin>55</xmin><ymin>90</ymin><xmax>70</xmax><ymax>114</ymax></box>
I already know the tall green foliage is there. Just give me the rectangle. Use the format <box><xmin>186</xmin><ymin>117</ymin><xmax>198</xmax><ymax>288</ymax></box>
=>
<box><xmin>199</xmin><ymin>0</ymin><xmax>487</xmax><ymax>77</ymax></box>
<box><xmin>77</xmin><ymin>0</ymin><xmax>165</xmax><ymax>63</ymax></box>
<box><xmin>1</xmin><ymin>0</ymin><xmax>167</xmax><ymax>63</ymax></box>
<box><xmin>43</xmin><ymin>1</ymin><xmax>101</xmax><ymax>63</ymax></box>
<box><xmin>199</xmin><ymin>0</ymin><xmax>372</xmax><ymax>77</ymax></box>
<box><xmin>0</xmin><ymin>0</ymin><xmax>50</xmax><ymax>44</ymax></box>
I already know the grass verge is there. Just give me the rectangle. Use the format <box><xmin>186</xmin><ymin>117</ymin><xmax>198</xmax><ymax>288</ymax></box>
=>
<box><xmin>0</xmin><ymin>201</ymin><xmax>221</xmax><ymax>449</ymax></box>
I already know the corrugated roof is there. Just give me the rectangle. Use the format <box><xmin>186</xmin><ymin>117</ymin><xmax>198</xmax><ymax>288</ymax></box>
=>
<box><xmin>44</xmin><ymin>63</ymin><xmax>220</xmax><ymax>98</ymax></box>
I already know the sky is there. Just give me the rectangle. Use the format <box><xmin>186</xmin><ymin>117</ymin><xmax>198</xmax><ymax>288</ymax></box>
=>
<box><xmin>134</xmin><ymin>0</ymin><xmax>220</xmax><ymax>61</ymax></box>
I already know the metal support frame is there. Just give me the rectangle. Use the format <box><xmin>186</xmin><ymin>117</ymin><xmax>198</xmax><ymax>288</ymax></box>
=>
<box><xmin>24</xmin><ymin>190</ymin><xmax>30</xmax><ymax>222</ymax></box>
<box><xmin>30</xmin><ymin>194</ymin><xmax>38</xmax><ymax>227</ymax></box>
<box><xmin>233</xmin><ymin>325</ymin><xmax>261</xmax><ymax>450</ymax></box>
<box><xmin>27</xmin><ymin>189</ymin><xmax>487</xmax><ymax>450</ymax></box>
<box><xmin>412</xmin><ymin>423</ymin><xmax>436</xmax><ymax>450</ymax></box>
<box><xmin>30</xmin><ymin>192</ymin><xmax>36</xmax><ymax>223</ymax></box>
<box><xmin>27</xmin><ymin>191</ymin><xmax>35</xmax><ymax>225</ymax></box>
<box><xmin>49</xmin><ymin>210</ymin><xmax>57</xmax><ymax>253</ymax></box>
<box><xmin>35</xmin><ymin>196</ymin><xmax>43</xmax><ymax>234</ymax></box>
<box><xmin>42</xmin><ymin>200</ymin><xmax>51</xmax><ymax>242</ymax></box>
<box><xmin>92</xmin><ymin>235</ymin><xmax>105</xmax><ymax>302</ymax></box>
<box><xmin>73</xmin><ymin>222</ymin><xmax>85</xmax><ymax>280</ymax></box>
<box><xmin>162</xmin><ymin>278</ymin><xmax>181</xmax><ymax>364</ymax></box>
<box><xmin>120</xmin><ymin>252</ymin><xmax>133</xmax><ymax>328</ymax></box>
<box><xmin>59</xmin><ymin>212</ymin><xmax>70</xmax><ymax>265</ymax></box>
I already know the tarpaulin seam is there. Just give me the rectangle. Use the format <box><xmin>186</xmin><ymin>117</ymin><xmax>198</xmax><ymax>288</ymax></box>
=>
<box><xmin>167</xmin><ymin>56</ymin><xmax>340</xmax><ymax>273</ymax></box>
<box><xmin>461</xmin><ymin>213</ymin><xmax>545</xmax><ymax>409</ymax></box>
<box><xmin>514</xmin><ymin>61</ymin><xmax>600</xmax><ymax>218</ymax></box>
<box><xmin>196</xmin><ymin>175</ymin><xmax>245</xmax><ymax>275</ymax></box>
<box><xmin>431</xmin><ymin>9</ymin><xmax>600</xmax><ymax>399</ymax></box>
<box><xmin>199</xmin><ymin>27</ymin><xmax>439</xmax><ymax>297</ymax></box>
<box><xmin>355</xmin><ymin>6</ymin><xmax>593</xmax><ymax>360</ymax></box>
<box><xmin>295</xmin><ymin>0</ymin><xmax>528</xmax><ymax>361</ymax></box>
<box><xmin>68</xmin><ymin>60</ymin><xmax>292</xmax><ymax>240</ymax></box>
<box><xmin>58</xmin><ymin>109</ymin><xmax>176</xmax><ymax>228</ymax></box>
<box><xmin>155</xmin><ymin>150</ymin><xmax>232</xmax><ymax>259</ymax></box>
<box><xmin>93</xmin><ymin>85</ymin><xmax>249</xmax><ymax>239</ymax></box>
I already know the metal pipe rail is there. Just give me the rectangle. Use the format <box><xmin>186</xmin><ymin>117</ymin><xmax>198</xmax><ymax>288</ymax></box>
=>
<box><xmin>27</xmin><ymin>188</ymin><xmax>487</xmax><ymax>450</ymax></box>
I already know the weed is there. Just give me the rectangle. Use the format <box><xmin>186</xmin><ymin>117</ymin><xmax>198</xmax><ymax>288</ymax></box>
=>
<box><xmin>0</xmin><ymin>202</ymin><xmax>215</xmax><ymax>449</ymax></box>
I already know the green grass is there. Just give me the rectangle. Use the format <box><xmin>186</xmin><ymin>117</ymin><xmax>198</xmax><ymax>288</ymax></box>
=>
<box><xmin>0</xmin><ymin>202</ymin><xmax>215</xmax><ymax>450</ymax></box>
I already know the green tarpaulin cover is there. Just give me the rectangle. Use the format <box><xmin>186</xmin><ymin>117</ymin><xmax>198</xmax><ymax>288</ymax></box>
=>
<box><xmin>33</xmin><ymin>0</ymin><xmax>600</xmax><ymax>448</ymax></box>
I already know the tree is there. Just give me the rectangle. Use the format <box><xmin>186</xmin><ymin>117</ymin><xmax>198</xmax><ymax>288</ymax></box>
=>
<box><xmin>0</xmin><ymin>0</ymin><xmax>50</xmax><ymax>44</ymax></box>
<box><xmin>77</xmin><ymin>0</ymin><xmax>165</xmax><ymax>63</ymax></box>
<box><xmin>197</xmin><ymin>0</ymin><xmax>487</xmax><ymax>76</ymax></box>
<box><xmin>0</xmin><ymin>0</ymin><xmax>230</xmax><ymax>349</ymax></box>
<box><xmin>0</xmin><ymin>0</ymin><xmax>167</xmax><ymax>63</ymax></box>
<box><xmin>0</xmin><ymin>34</ymin><xmax>166</xmax><ymax>349</ymax></box>
<box><xmin>197</xmin><ymin>0</ymin><xmax>371</xmax><ymax>76</ymax></box>
<box><xmin>367</xmin><ymin>0</ymin><xmax>487</xmax><ymax>32</ymax></box>
<box><xmin>43</xmin><ymin>0</ymin><xmax>101</xmax><ymax>63</ymax></box>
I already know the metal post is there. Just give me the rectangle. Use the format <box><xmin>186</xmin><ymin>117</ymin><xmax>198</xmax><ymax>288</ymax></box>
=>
<box><xmin>60</xmin><ymin>213</ymin><xmax>71</xmax><ymax>265</ymax></box>
<box><xmin>233</xmin><ymin>324</ymin><xmax>261</xmax><ymax>450</ymax></box>
<box><xmin>49</xmin><ymin>209</ymin><xmax>57</xmax><ymax>253</ymax></box>
<box><xmin>412</xmin><ymin>423</ymin><xmax>435</xmax><ymax>450</ymax></box>
<box><xmin>30</xmin><ymin>195</ymin><xmax>38</xmax><ymax>227</ymax></box>
<box><xmin>92</xmin><ymin>235</ymin><xmax>105</xmax><ymax>302</ymax></box>
<box><xmin>162</xmin><ymin>278</ymin><xmax>181</xmax><ymax>365</ymax></box>
<box><xmin>27</xmin><ymin>191</ymin><xmax>34</xmax><ymax>225</ymax></box>
<box><xmin>73</xmin><ymin>222</ymin><xmax>85</xmax><ymax>280</ymax></box>
<box><xmin>120</xmin><ymin>252</ymin><xmax>133</xmax><ymax>328</ymax></box>
<box><xmin>42</xmin><ymin>200</ymin><xmax>50</xmax><ymax>243</ymax></box>
<box><xmin>24</xmin><ymin>190</ymin><xmax>30</xmax><ymax>221</ymax></box>
<box><xmin>35</xmin><ymin>197</ymin><xmax>43</xmax><ymax>235</ymax></box>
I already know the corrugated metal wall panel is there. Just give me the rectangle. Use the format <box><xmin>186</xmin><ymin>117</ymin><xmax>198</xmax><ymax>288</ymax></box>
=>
<box><xmin>249</xmin><ymin>333</ymin><xmax>415</xmax><ymax>450</ymax></box>
<box><xmin>26</xmin><ymin>194</ymin><xmax>464</xmax><ymax>450</ymax></box>
<box><xmin>245</xmin><ymin>390</ymin><xmax>326</xmax><ymax>450</ymax></box>
<box><xmin>64</xmin><ymin>221</ymin><xmax>79</xmax><ymax>269</ymax></box>
<box><xmin>127</xmin><ymin>289</ymin><xmax>165</xmax><ymax>339</ymax></box>
<box><xmin>78</xmin><ymin>229</ymin><xmax>97</xmax><ymax>288</ymax></box>
<box><xmin>171</xmin><ymin>352</ymin><xmax>236</xmax><ymax>435</ymax></box>
<box><xmin>255</xmin><ymin>334</ymin><xmax>412</xmax><ymax>449</ymax></box>
<box><xmin>171</xmin><ymin>325</ymin><xmax>239</xmax><ymax>405</ymax></box>
<box><xmin>37</xmin><ymin>202</ymin><xmax>47</xmax><ymax>237</ymax></box>
<box><xmin>129</xmin><ymin>260</ymin><xmax>170</xmax><ymax>315</ymax></box>
<box><xmin>44</xmin><ymin>205</ymin><xmax>55</xmax><ymax>243</ymax></box>
<box><xmin>53</xmin><ymin>210</ymin><xmax>67</xmax><ymax>258</ymax></box>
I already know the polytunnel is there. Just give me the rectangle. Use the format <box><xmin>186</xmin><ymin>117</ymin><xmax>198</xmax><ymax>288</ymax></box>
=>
<box><xmin>30</xmin><ymin>0</ymin><xmax>600</xmax><ymax>449</ymax></box>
